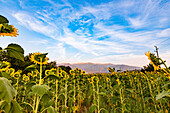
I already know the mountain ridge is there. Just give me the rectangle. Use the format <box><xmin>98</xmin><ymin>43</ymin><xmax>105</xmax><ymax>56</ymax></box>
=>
<box><xmin>57</xmin><ymin>62</ymin><xmax>142</xmax><ymax>73</ymax></box>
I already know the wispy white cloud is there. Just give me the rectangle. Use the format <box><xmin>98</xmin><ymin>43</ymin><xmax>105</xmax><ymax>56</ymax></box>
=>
<box><xmin>46</xmin><ymin>43</ymin><xmax>66</xmax><ymax>62</ymax></box>
<box><xmin>157</xmin><ymin>28</ymin><xmax>170</xmax><ymax>37</ymax></box>
<box><xmin>28</xmin><ymin>39</ymin><xmax>48</xmax><ymax>45</ymax></box>
<box><xmin>13</xmin><ymin>12</ymin><xmax>59</xmax><ymax>37</ymax></box>
<box><xmin>89</xmin><ymin>50</ymin><xmax>170</xmax><ymax>67</ymax></box>
<box><xmin>6</xmin><ymin>0</ymin><xmax>170</xmax><ymax>66</ymax></box>
<box><xmin>88</xmin><ymin>54</ymin><xmax>149</xmax><ymax>67</ymax></box>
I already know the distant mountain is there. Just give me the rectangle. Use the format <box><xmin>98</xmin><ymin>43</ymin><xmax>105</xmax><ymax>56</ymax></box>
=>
<box><xmin>57</xmin><ymin>62</ymin><xmax>142</xmax><ymax>73</ymax></box>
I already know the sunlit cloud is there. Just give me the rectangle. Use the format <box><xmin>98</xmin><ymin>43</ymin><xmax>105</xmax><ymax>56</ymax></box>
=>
<box><xmin>0</xmin><ymin>0</ymin><xmax>170</xmax><ymax>67</ymax></box>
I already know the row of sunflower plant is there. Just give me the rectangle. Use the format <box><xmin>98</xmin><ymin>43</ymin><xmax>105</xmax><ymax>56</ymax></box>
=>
<box><xmin>0</xmin><ymin>45</ymin><xmax>170</xmax><ymax>113</ymax></box>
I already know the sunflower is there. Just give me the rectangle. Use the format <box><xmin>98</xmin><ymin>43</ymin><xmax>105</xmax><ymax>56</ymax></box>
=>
<box><xmin>45</xmin><ymin>69</ymin><xmax>50</xmax><ymax>76</ymax></box>
<box><xmin>30</xmin><ymin>52</ymin><xmax>48</xmax><ymax>65</ymax></box>
<box><xmin>23</xmin><ymin>74</ymin><xmax>30</xmax><ymax>81</ymax></box>
<box><xmin>50</xmin><ymin>68</ymin><xmax>57</xmax><ymax>75</ymax></box>
<box><xmin>0</xmin><ymin>61</ymin><xmax>10</xmax><ymax>71</ymax></box>
<box><xmin>27</xmin><ymin>72</ymin><xmax>32</xmax><ymax>77</ymax></box>
<box><xmin>62</xmin><ymin>71</ymin><xmax>69</xmax><ymax>79</ymax></box>
<box><xmin>31</xmin><ymin>70</ymin><xmax>39</xmax><ymax>77</ymax></box>
<box><xmin>6</xmin><ymin>68</ymin><xmax>15</xmax><ymax>75</ymax></box>
<box><xmin>106</xmin><ymin>77</ymin><xmax>110</xmax><ymax>82</ymax></box>
<box><xmin>145</xmin><ymin>51</ymin><xmax>160</xmax><ymax>71</ymax></box>
<box><xmin>12</xmin><ymin>71</ymin><xmax>21</xmax><ymax>79</ymax></box>
<box><xmin>57</xmin><ymin>67</ymin><xmax>63</xmax><ymax>77</ymax></box>
<box><xmin>0</xmin><ymin>25</ymin><xmax>19</xmax><ymax>37</ymax></box>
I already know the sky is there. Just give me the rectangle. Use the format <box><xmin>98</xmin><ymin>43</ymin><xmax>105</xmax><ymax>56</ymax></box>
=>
<box><xmin>0</xmin><ymin>0</ymin><xmax>170</xmax><ymax>67</ymax></box>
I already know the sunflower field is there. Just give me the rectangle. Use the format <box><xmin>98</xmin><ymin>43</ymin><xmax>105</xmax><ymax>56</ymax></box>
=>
<box><xmin>0</xmin><ymin>43</ymin><xmax>170</xmax><ymax>113</ymax></box>
<box><xmin>0</xmin><ymin>15</ymin><xmax>170</xmax><ymax>113</ymax></box>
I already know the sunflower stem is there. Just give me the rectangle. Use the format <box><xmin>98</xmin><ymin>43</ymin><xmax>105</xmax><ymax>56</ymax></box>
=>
<box><xmin>39</xmin><ymin>58</ymin><xmax>42</xmax><ymax>85</ymax></box>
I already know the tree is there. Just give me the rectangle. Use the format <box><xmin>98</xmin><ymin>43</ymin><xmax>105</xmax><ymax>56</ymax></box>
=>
<box><xmin>58</xmin><ymin>65</ymin><xmax>72</xmax><ymax>74</ymax></box>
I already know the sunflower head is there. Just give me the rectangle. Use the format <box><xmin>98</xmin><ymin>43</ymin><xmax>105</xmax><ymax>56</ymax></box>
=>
<box><xmin>0</xmin><ymin>61</ymin><xmax>10</xmax><ymax>71</ymax></box>
<box><xmin>27</xmin><ymin>72</ymin><xmax>32</xmax><ymax>77</ymax></box>
<box><xmin>106</xmin><ymin>77</ymin><xmax>110</xmax><ymax>82</ymax></box>
<box><xmin>0</xmin><ymin>23</ymin><xmax>19</xmax><ymax>37</ymax></box>
<box><xmin>31</xmin><ymin>70</ymin><xmax>39</xmax><ymax>77</ymax></box>
<box><xmin>69</xmin><ymin>70</ymin><xmax>74</xmax><ymax>74</ymax></box>
<box><xmin>57</xmin><ymin>67</ymin><xmax>63</xmax><ymax>77</ymax></box>
<box><xmin>62</xmin><ymin>71</ymin><xmax>69</xmax><ymax>79</ymax></box>
<box><xmin>50</xmin><ymin>68</ymin><xmax>57</xmax><ymax>75</ymax></box>
<box><xmin>145</xmin><ymin>51</ymin><xmax>161</xmax><ymax>71</ymax></box>
<box><xmin>12</xmin><ymin>71</ymin><xmax>21</xmax><ymax>79</ymax></box>
<box><xmin>30</xmin><ymin>52</ymin><xmax>48</xmax><ymax>65</ymax></box>
<box><xmin>23</xmin><ymin>74</ymin><xmax>30</xmax><ymax>81</ymax></box>
<box><xmin>6</xmin><ymin>68</ymin><xmax>15</xmax><ymax>75</ymax></box>
<box><xmin>45</xmin><ymin>70</ymin><xmax>50</xmax><ymax>76</ymax></box>
<box><xmin>82</xmin><ymin>70</ymin><xmax>86</xmax><ymax>75</ymax></box>
<box><xmin>145</xmin><ymin>51</ymin><xmax>151</xmax><ymax>58</ymax></box>
<box><xmin>0</xmin><ymin>15</ymin><xmax>19</xmax><ymax>37</ymax></box>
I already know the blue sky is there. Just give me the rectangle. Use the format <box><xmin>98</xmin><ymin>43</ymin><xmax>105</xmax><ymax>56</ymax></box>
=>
<box><xmin>0</xmin><ymin>0</ymin><xmax>170</xmax><ymax>67</ymax></box>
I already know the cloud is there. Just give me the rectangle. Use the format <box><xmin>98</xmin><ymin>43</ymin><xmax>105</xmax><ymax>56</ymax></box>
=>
<box><xmin>12</xmin><ymin>12</ymin><xmax>59</xmax><ymax>39</ymax></box>
<box><xmin>88</xmin><ymin>54</ymin><xmax>149</xmax><ymax>67</ymax></box>
<box><xmin>160</xmin><ymin>51</ymin><xmax>170</xmax><ymax>66</ymax></box>
<box><xmin>46</xmin><ymin>43</ymin><xmax>66</xmax><ymax>62</ymax></box>
<box><xmin>89</xmin><ymin>50</ymin><xmax>170</xmax><ymax>67</ymax></box>
<box><xmin>7</xmin><ymin>0</ymin><xmax>170</xmax><ymax>66</ymax></box>
<box><xmin>28</xmin><ymin>39</ymin><xmax>48</xmax><ymax>45</ymax></box>
<box><xmin>157</xmin><ymin>28</ymin><xmax>170</xmax><ymax>37</ymax></box>
<box><xmin>128</xmin><ymin>17</ymin><xmax>145</xmax><ymax>28</ymax></box>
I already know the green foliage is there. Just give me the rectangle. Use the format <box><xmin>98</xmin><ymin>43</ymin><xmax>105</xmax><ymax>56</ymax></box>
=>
<box><xmin>0</xmin><ymin>43</ymin><xmax>169</xmax><ymax>113</ymax></box>
<box><xmin>24</xmin><ymin>64</ymin><xmax>38</xmax><ymax>72</ymax></box>
<box><xmin>89</xmin><ymin>104</ymin><xmax>97</xmax><ymax>113</ymax></box>
<box><xmin>0</xmin><ymin>15</ymin><xmax>9</xmax><ymax>24</ymax></box>
<box><xmin>0</xmin><ymin>15</ymin><xmax>16</xmax><ymax>34</ymax></box>
<box><xmin>156</xmin><ymin>90</ymin><xmax>170</xmax><ymax>100</ymax></box>
<box><xmin>5</xmin><ymin>43</ymin><xmax>24</xmax><ymax>62</ymax></box>
<box><xmin>1</xmin><ymin>100</ymin><xmax>23</xmax><ymax>113</ymax></box>
<box><xmin>141</xmin><ymin>63</ymin><xmax>154</xmax><ymax>72</ymax></box>
<box><xmin>0</xmin><ymin>71</ymin><xmax>11</xmax><ymax>79</ymax></box>
<box><xmin>58</xmin><ymin>65</ymin><xmax>72</xmax><ymax>74</ymax></box>
<box><xmin>31</xmin><ymin>85</ymin><xmax>50</xmax><ymax>97</ymax></box>
<box><xmin>0</xmin><ymin>77</ymin><xmax>17</xmax><ymax>103</ymax></box>
<box><xmin>47</xmin><ymin>106</ymin><xmax>57</xmax><ymax>113</ymax></box>
<box><xmin>150</xmin><ymin>53</ymin><xmax>162</xmax><ymax>66</ymax></box>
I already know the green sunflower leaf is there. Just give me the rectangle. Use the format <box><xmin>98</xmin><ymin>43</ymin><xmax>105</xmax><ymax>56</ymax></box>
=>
<box><xmin>5</xmin><ymin>43</ymin><xmax>24</xmax><ymax>62</ymax></box>
<box><xmin>0</xmin><ymin>77</ymin><xmax>17</xmax><ymax>103</ymax></box>
<box><xmin>0</xmin><ymin>15</ymin><xmax>9</xmax><ymax>24</ymax></box>
<box><xmin>31</xmin><ymin>85</ymin><xmax>50</xmax><ymax>97</ymax></box>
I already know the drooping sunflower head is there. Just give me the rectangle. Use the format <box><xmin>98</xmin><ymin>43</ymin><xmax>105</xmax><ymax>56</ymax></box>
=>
<box><xmin>0</xmin><ymin>15</ymin><xmax>19</xmax><ymax>37</ymax></box>
<box><xmin>30</xmin><ymin>52</ymin><xmax>48</xmax><ymax>65</ymax></box>
<box><xmin>145</xmin><ymin>51</ymin><xmax>151</xmax><ymax>58</ymax></box>
<box><xmin>0</xmin><ymin>25</ymin><xmax>19</xmax><ymax>37</ymax></box>
<box><xmin>145</xmin><ymin>51</ymin><xmax>160</xmax><ymax>71</ymax></box>
<box><xmin>0</xmin><ymin>61</ymin><xmax>10</xmax><ymax>71</ymax></box>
